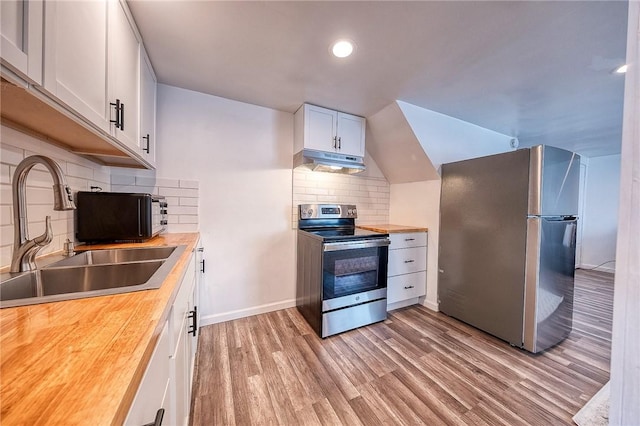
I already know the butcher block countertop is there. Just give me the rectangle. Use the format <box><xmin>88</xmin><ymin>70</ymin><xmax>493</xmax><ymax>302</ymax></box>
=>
<box><xmin>0</xmin><ymin>233</ymin><xmax>200</xmax><ymax>425</ymax></box>
<box><xmin>357</xmin><ymin>224</ymin><xmax>428</xmax><ymax>233</ymax></box>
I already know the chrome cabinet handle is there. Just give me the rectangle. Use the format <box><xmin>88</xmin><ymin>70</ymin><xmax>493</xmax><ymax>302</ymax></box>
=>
<box><xmin>338</xmin><ymin>136</ymin><xmax>341</xmax><ymax>149</ymax></box>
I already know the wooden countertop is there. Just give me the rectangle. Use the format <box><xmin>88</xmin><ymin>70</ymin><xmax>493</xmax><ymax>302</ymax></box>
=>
<box><xmin>357</xmin><ymin>224</ymin><xmax>428</xmax><ymax>233</ymax></box>
<box><xmin>0</xmin><ymin>233</ymin><xmax>200</xmax><ymax>425</ymax></box>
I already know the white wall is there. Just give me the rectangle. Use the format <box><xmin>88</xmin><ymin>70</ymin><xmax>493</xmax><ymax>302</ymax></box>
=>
<box><xmin>155</xmin><ymin>84</ymin><xmax>296</xmax><ymax>324</ymax></box>
<box><xmin>0</xmin><ymin>125</ymin><xmax>111</xmax><ymax>268</ymax></box>
<box><xmin>389</xmin><ymin>180</ymin><xmax>441</xmax><ymax>311</ymax></box>
<box><xmin>580</xmin><ymin>154</ymin><xmax>621</xmax><ymax>272</ymax></box>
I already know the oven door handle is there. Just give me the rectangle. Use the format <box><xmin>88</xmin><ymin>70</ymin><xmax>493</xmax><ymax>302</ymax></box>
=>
<box><xmin>323</xmin><ymin>238</ymin><xmax>390</xmax><ymax>252</ymax></box>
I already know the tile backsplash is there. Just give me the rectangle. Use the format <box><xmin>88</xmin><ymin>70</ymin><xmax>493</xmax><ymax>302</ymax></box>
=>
<box><xmin>110</xmin><ymin>168</ymin><xmax>199</xmax><ymax>234</ymax></box>
<box><xmin>1</xmin><ymin>126</ymin><xmax>111</xmax><ymax>268</ymax></box>
<box><xmin>1</xmin><ymin>125</ymin><xmax>200</xmax><ymax>270</ymax></box>
<box><xmin>292</xmin><ymin>167</ymin><xmax>390</xmax><ymax>227</ymax></box>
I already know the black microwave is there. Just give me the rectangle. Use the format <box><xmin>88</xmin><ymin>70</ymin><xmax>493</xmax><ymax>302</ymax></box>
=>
<box><xmin>76</xmin><ymin>191</ymin><xmax>167</xmax><ymax>243</ymax></box>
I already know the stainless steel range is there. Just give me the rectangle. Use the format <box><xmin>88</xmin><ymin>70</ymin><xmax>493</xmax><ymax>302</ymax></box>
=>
<box><xmin>296</xmin><ymin>204</ymin><xmax>390</xmax><ymax>338</ymax></box>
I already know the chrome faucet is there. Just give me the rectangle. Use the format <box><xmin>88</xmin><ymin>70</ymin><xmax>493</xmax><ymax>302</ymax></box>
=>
<box><xmin>11</xmin><ymin>155</ymin><xmax>76</xmax><ymax>272</ymax></box>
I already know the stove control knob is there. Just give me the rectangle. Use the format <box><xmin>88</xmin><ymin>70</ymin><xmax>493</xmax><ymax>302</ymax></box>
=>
<box><xmin>307</xmin><ymin>209</ymin><xmax>313</xmax><ymax>217</ymax></box>
<box><xmin>352</xmin><ymin>209</ymin><xmax>357</xmax><ymax>216</ymax></box>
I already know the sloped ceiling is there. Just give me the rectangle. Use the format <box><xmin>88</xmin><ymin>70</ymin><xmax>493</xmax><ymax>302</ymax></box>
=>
<box><xmin>128</xmin><ymin>1</ymin><xmax>628</xmax><ymax>158</ymax></box>
<box><xmin>367</xmin><ymin>101</ymin><xmax>516</xmax><ymax>183</ymax></box>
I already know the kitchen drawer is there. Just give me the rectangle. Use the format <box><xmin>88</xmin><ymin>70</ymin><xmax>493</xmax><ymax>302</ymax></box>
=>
<box><xmin>388</xmin><ymin>246</ymin><xmax>427</xmax><ymax>277</ymax></box>
<box><xmin>387</xmin><ymin>271</ymin><xmax>426</xmax><ymax>304</ymax></box>
<box><xmin>389</xmin><ymin>232</ymin><xmax>427</xmax><ymax>250</ymax></box>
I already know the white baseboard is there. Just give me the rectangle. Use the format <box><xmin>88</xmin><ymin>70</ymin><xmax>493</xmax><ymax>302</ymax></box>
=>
<box><xmin>200</xmin><ymin>298</ymin><xmax>297</xmax><ymax>326</ymax></box>
<box><xmin>422</xmin><ymin>299</ymin><xmax>439</xmax><ymax>312</ymax></box>
<box><xmin>578</xmin><ymin>263</ymin><xmax>616</xmax><ymax>274</ymax></box>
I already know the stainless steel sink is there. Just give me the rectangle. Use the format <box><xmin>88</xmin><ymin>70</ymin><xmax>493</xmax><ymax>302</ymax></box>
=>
<box><xmin>45</xmin><ymin>246</ymin><xmax>177</xmax><ymax>267</ymax></box>
<box><xmin>0</xmin><ymin>245</ymin><xmax>186</xmax><ymax>308</ymax></box>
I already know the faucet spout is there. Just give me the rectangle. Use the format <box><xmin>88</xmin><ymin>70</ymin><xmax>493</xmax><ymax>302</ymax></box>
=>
<box><xmin>11</xmin><ymin>155</ymin><xmax>76</xmax><ymax>272</ymax></box>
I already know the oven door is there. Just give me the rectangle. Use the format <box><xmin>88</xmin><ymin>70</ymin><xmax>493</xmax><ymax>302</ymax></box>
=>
<box><xmin>321</xmin><ymin>238</ymin><xmax>389</xmax><ymax>310</ymax></box>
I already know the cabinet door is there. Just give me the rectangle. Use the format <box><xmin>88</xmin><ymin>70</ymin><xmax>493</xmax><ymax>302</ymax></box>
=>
<box><xmin>172</xmin><ymin>315</ymin><xmax>190</xmax><ymax>426</ymax></box>
<box><xmin>42</xmin><ymin>0</ymin><xmax>109</xmax><ymax>133</ymax></box>
<box><xmin>1</xmin><ymin>0</ymin><xmax>43</xmax><ymax>83</ymax></box>
<box><xmin>108</xmin><ymin>0</ymin><xmax>140</xmax><ymax>150</ymax></box>
<box><xmin>336</xmin><ymin>112</ymin><xmax>365</xmax><ymax>157</ymax></box>
<box><xmin>140</xmin><ymin>52</ymin><xmax>156</xmax><ymax>165</ymax></box>
<box><xmin>125</xmin><ymin>321</ymin><xmax>170</xmax><ymax>426</ymax></box>
<box><xmin>305</xmin><ymin>104</ymin><xmax>338</xmax><ymax>152</ymax></box>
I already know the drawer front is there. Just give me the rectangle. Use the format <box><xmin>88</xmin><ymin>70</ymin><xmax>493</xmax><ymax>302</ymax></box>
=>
<box><xmin>389</xmin><ymin>232</ymin><xmax>427</xmax><ymax>250</ymax></box>
<box><xmin>387</xmin><ymin>271</ymin><xmax>427</xmax><ymax>304</ymax></box>
<box><xmin>388</xmin><ymin>246</ymin><xmax>427</xmax><ymax>276</ymax></box>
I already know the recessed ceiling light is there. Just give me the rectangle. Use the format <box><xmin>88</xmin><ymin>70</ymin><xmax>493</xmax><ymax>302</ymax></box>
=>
<box><xmin>331</xmin><ymin>40</ymin><xmax>355</xmax><ymax>58</ymax></box>
<box><xmin>614</xmin><ymin>64</ymin><xmax>628</xmax><ymax>74</ymax></box>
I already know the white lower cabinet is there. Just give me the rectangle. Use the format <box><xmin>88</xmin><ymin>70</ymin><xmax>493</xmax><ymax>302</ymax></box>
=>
<box><xmin>170</xmin><ymin>252</ymin><xmax>196</xmax><ymax>426</ymax></box>
<box><xmin>126</xmin><ymin>248</ymin><xmax>199</xmax><ymax>426</ymax></box>
<box><xmin>387</xmin><ymin>232</ymin><xmax>428</xmax><ymax>308</ymax></box>
<box><xmin>125</xmin><ymin>321</ymin><xmax>171</xmax><ymax>426</ymax></box>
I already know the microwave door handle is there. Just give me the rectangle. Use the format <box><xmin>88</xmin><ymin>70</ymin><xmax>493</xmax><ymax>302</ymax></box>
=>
<box><xmin>137</xmin><ymin>199</ymin><xmax>142</xmax><ymax>237</ymax></box>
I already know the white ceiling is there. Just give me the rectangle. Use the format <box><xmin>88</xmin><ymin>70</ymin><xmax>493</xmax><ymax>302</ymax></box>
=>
<box><xmin>128</xmin><ymin>1</ymin><xmax>628</xmax><ymax>158</ymax></box>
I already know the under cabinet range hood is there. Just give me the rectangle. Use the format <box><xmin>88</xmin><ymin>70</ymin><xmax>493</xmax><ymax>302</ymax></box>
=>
<box><xmin>293</xmin><ymin>149</ymin><xmax>365</xmax><ymax>174</ymax></box>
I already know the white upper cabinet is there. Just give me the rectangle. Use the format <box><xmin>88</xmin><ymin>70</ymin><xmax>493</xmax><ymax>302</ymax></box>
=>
<box><xmin>108</xmin><ymin>0</ymin><xmax>140</xmax><ymax>151</ymax></box>
<box><xmin>140</xmin><ymin>52</ymin><xmax>157</xmax><ymax>165</ymax></box>
<box><xmin>295</xmin><ymin>104</ymin><xmax>366</xmax><ymax>158</ymax></box>
<box><xmin>42</xmin><ymin>0</ymin><xmax>110</xmax><ymax>133</ymax></box>
<box><xmin>336</xmin><ymin>112</ymin><xmax>366</xmax><ymax>157</ymax></box>
<box><xmin>1</xmin><ymin>0</ymin><xmax>43</xmax><ymax>84</ymax></box>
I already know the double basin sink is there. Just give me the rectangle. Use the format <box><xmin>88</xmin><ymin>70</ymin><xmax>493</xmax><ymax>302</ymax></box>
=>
<box><xmin>0</xmin><ymin>245</ymin><xmax>186</xmax><ymax>308</ymax></box>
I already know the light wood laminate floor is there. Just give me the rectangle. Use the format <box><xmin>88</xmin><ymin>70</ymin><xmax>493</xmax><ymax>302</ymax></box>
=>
<box><xmin>190</xmin><ymin>270</ymin><xmax>613</xmax><ymax>425</ymax></box>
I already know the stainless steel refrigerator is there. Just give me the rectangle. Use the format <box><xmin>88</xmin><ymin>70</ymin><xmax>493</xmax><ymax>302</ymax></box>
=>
<box><xmin>438</xmin><ymin>145</ymin><xmax>580</xmax><ymax>353</ymax></box>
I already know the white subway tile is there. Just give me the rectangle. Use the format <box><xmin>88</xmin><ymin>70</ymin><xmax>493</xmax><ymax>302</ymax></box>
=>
<box><xmin>179</xmin><ymin>197</ymin><xmax>198</xmax><ymax>206</ymax></box>
<box><xmin>306</xmin><ymin>187</ymin><xmax>329</xmax><ymax>195</ymax></box>
<box><xmin>0</xmin><ymin>144</ymin><xmax>24</xmax><ymax>165</ymax></box>
<box><xmin>0</xmin><ymin>245</ymin><xmax>11</xmax><ymax>269</ymax></box>
<box><xmin>111</xmin><ymin>174</ymin><xmax>136</xmax><ymax>186</ymax></box>
<box><xmin>0</xmin><ymin>184</ymin><xmax>11</xmax><ymax>206</ymax></box>
<box><xmin>93</xmin><ymin>171</ymin><xmax>111</xmax><ymax>185</ymax></box>
<box><xmin>1</xmin><ymin>205</ymin><xmax>12</xmax><ymax>224</ymax></box>
<box><xmin>159</xmin><ymin>187</ymin><xmax>198</xmax><ymax>197</ymax></box>
<box><xmin>1</xmin><ymin>164</ymin><xmax>11</xmax><ymax>185</ymax></box>
<box><xmin>66</xmin><ymin>176</ymin><xmax>89</xmax><ymax>191</ymax></box>
<box><xmin>163</xmin><ymin>196</ymin><xmax>179</xmax><ymax>207</ymax></box>
<box><xmin>179</xmin><ymin>179</ymin><xmax>199</xmax><ymax>189</ymax></box>
<box><xmin>166</xmin><ymin>223</ymin><xmax>198</xmax><ymax>233</ymax></box>
<box><xmin>170</xmin><ymin>205</ymin><xmax>198</xmax><ymax>215</ymax></box>
<box><xmin>179</xmin><ymin>215</ymin><xmax>198</xmax><ymax>224</ymax></box>
<box><xmin>135</xmin><ymin>176</ymin><xmax>158</xmax><ymax>187</ymax></box>
<box><xmin>25</xmin><ymin>187</ymin><xmax>54</xmax><ymax>205</ymax></box>
<box><xmin>1</xmin><ymin>225</ymin><xmax>14</xmax><ymax>246</ymax></box>
<box><xmin>67</xmin><ymin>162</ymin><xmax>93</xmax><ymax>180</ymax></box>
